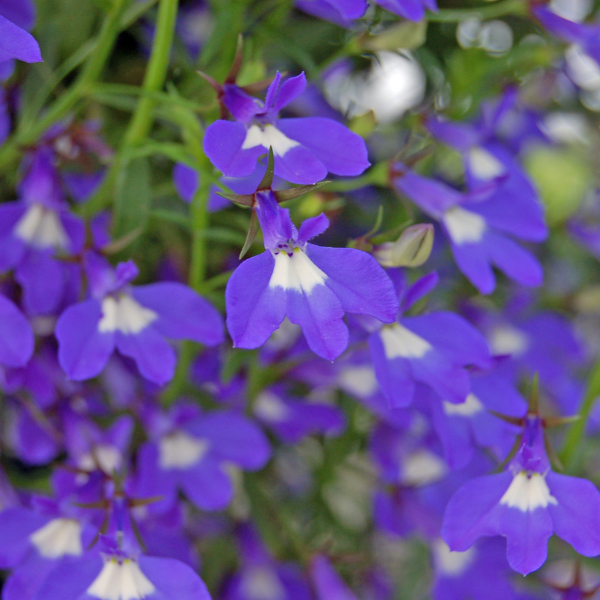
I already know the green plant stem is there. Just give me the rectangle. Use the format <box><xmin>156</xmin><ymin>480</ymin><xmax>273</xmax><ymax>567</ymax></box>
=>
<box><xmin>559</xmin><ymin>359</ymin><xmax>600</xmax><ymax>469</ymax></box>
<box><xmin>0</xmin><ymin>0</ymin><xmax>130</xmax><ymax>172</ymax></box>
<box><xmin>426</xmin><ymin>0</ymin><xmax>526</xmax><ymax>22</ymax></box>
<box><xmin>123</xmin><ymin>0</ymin><xmax>180</xmax><ymax>146</ymax></box>
<box><xmin>189</xmin><ymin>172</ymin><xmax>211</xmax><ymax>294</ymax></box>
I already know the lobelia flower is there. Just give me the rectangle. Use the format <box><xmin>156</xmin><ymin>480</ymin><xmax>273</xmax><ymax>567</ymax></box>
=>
<box><xmin>252</xmin><ymin>385</ymin><xmax>345</xmax><ymax>444</ymax></box>
<box><xmin>223</xmin><ymin>524</ymin><xmax>312</xmax><ymax>600</ymax></box>
<box><xmin>295</xmin><ymin>0</ymin><xmax>437</xmax><ymax>24</ymax></box>
<box><xmin>203</xmin><ymin>71</ymin><xmax>370</xmax><ymax>184</ymax></box>
<box><xmin>225</xmin><ymin>189</ymin><xmax>398</xmax><ymax>361</ymax></box>
<box><xmin>56</xmin><ymin>253</ymin><xmax>224</xmax><ymax>384</ymax></box>
<box><xmin>310</xmin><ymin>555</ymin><xmax>359</xmax><ymax>600</ymax></box>
<box><xmin>368</xmin><ymin>272</ymin><xmax>491</xmax><ymax>407</ymax></box>
<box><xmin>442</xmin><ymin>415</ymin><xmax>600</xmax><ymax>575</ymax></box>
<box><xmin>0</xmin><ymin>0</ymin><xmax>41</xmax><ymax>71</ymax></box>
<box><xmin>0</xmin><ymin>292</ymin><xmax>34</xmax><ymax>367</ymax></box>
<box><xmin>0</xmin><ymin>147</ymin><xmax>86</xmax><ymax>314</ymax></box>
<box><xmin>0</xmin><ymin>497</ymin><xmax>95</xmax><ymax>600</ymax></box>
<box><xmin>32</xmin><ymin>534</ymin><xmax>211</xmax><ymax>600</ymax></box>
<box><xmin>392</xmin><ymin>163</ymin><xmax>545</xmax><ymax>294</ymax></box>
<box><xmin>534</xmin><ymin>6</ymin><xmax>600</xmax><ymax>67</ymax></box>
<box><xmin>134</xmin><ymin>402</ymin><xmax>271</xmax><ymax>512</ymax></box>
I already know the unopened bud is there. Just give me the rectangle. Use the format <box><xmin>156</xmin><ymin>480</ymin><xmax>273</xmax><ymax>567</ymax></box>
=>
<box><xmin>373</xmin><ymin>223</ymin><xmax>434</xmax><ymax>268</ymax></box>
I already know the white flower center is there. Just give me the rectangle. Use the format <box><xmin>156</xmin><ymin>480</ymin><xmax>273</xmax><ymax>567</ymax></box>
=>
<box><xmin>443</xmin><ymin>206</ymin><xmax>487</xmax><ymax>244</ymax></box>
<box><xmin>78</xmin><ymin>445</ymin><xmax>123</xmax><ymax>474</ymax></box>
<box><xmin>338</xmin><ymin>366</ymin><xmax>379</xmax><ymax>397</ymax></box>
<box><xmin>432</xmin><ymin>539</ymin><xmax>475</xmax><ymax>576</ymax></box>
<box><xmin>468</xmin><ymin>147</ymin><xmax>505</xmax><ymax>179</ymax></box>
<box><xmin>254</xmin><ymin>392</ymin><xmax>289</xmax><ymax>422</ymax></box>
<box><xmin>30</xmin><ymin>518</ymin><xmax>83</xmax><ymax>559</ymax></box>
<box><xmin>402</xmin><ymin>451</ymin><xmax>447</xmax><ymax>486</ymax></box>
<box><xmin>242</xmin><ymin>567</ymin><xmax>285</xmax><ymax>600</ymax></box>
<box><xmin>489</xmin><ymin>325</ymin><xmax>529</xmax><ymax>356</ymax></box>
<box><xmin>379</xmin><ymin>323</ymin><xmax>432</xmax><ymax>360</ymax></box>
<box><xmin>86</xmin><ymin>559</ymin><xmax>155</xmax><ymax>600</ymax></box>
<box><xmin>14</xmin><ymin>204</ymin><xmax>69</xmax><ymax>250</ymax></box>
<box><xmin>159</xmin><ymin>431</ymin><xmax>210</xmax><ymax>469</ymax></box>
<box><xmin>98</xmin><ymin>295</ymin><xmax>158</xmax><ymax>335</ymax></box>
<box><xmin>269</xmin><ymin>247</ymin><xmax>327</xmax><ymax>293</ymax></box>
<box><xmin>241</xmin><ymin>124</ymin><xmax>299</xmax><ymax>156</ymax></box>
<box><xmin>443</xmin><ymin>393</ymin><xmax>484</xmax><ymax>417</ymax></box>
<box><xmin>500</xmin><ymin>472</ymin><xmax>558</xmax><ymax>511</ymax></box>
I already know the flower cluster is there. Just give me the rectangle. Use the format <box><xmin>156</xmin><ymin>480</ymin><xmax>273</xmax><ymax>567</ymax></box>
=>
<box><xmin>2</xmin><ymin>1</ymin><xmax>600</xmax><ymax>600</ymax></box>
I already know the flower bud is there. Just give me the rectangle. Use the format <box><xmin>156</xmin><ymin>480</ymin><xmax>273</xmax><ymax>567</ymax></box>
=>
<box><xmin>373</xmin><ymin>223</ymin><xmax>434</xmax><ymax>268</ymax></box>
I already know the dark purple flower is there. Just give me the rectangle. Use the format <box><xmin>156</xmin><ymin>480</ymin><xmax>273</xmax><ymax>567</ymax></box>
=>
<box><xmin>310</xmin><ymin>555</ymin><xmax>358</xmax><ymax>600</ymax></box>
<box><xmin>226</xmin><ymin>190</ymin><xmax>398</xmax><ymax>360</ymax></box>
<box><xmin>0</xmin><ymin>293</ymin><xmax>34</xmax><ymax>367</ymax></box>
<box><xmin>0</xmin><ymin>8</ymin><xmax>41</xmax><ymax>67</ymax></box>
<box><xmin>442</xmin><ymin>416</ymin><xmax>600</xmax><ymax>575</ymax></box>
<box><xmin>204</xmin><ymin>72</ymin><xmax>370</xmax><ymax>184</ymax></box>
<box><xmin>56</xmin><ymin>255</ymin><xmax>224</xmax><ymax>384</ymax></box>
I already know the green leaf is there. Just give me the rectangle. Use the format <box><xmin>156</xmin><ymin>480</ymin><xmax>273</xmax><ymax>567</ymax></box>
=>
<box><xmin>361</xmin><ymin>20</ymin><xmax>428</xmax><ymax>52</ymax></box>
<box><xmin>113</xmin><ymin>158</ymin><xmax>151</xmax><ymax>240</ymax></box>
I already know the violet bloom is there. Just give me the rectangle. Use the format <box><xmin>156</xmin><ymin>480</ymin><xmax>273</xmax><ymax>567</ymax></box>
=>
<box><xmin>223</xmin><ymin>524</ymin><xmax>311</xmax><ymax>600</ymax></box>
<box><xmin>0</xmin><ymin>293</ymin><xmax>34</xmax><ymax>367</ymax></box>
<box><xmin>442</xmin><ymin>415</ymin><xmax>600</xmax><ymax>575</ymax></box>
<box><xmin>56</xmin><ymin>255</ymin><xmax>224</xmax><ymax>385</ymax></box>
<box><xmin>295</xmin><ymin>0</ymin><xmax>437</xmax><ymax>24</ymax></box>
<box><xmin>393</xmin><ymin>163</ymin><xmax>544</xmax><ymax>294</ymax></box>
<box><xmin>0</xmin><ymin>148</ymin><xmax>86</xmax><ymax>314</ymax></box>
<box><xmin>0</xmin><ymin>0</ymin><xmax>41</xmax><ymax>68</ymax></box>
<box><xmin>534</xmin><ymin>6</ymin><xmax>600</xmax><ymax>67</ymax></box>
<box><xmin>226</xmin><ymin>190</ymin><xmax>398</xmax><ymax>361</ymax></box>
<box><xmin>252</xmin><ymin>386</ymin><xmax>345</xmax><ymax>443</ymax></box>
<box><xmin>135</xmin><ymin>403</ymin><xmax>271</xmax><ymax>512</ymax></box>
<box><xmin>204</xmin><ymin>72</ymin><xmax>370</xmax><ymax>184</ymax></box>
<box><xmin>368</xmin><ymin>272</ymin><xmax>491</xmax><ymax>407</ymax></box>
<box><xmin>32</xmin><ymin>536</ymin><xmax>211</xmax><ymax>600</ymax></box>
<box><xmin>310</xmin><ymin>555</ymin><xmax>359</xmax><ymax>600</ymax></box>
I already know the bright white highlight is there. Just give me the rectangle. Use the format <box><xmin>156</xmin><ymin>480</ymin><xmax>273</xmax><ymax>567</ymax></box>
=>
<box><xmin>269</xmin><ymin>248</ymin><xmax>327</xmax><ymax>293</ymax></box>
<box><xmin>98</xmin><ymin>295</ymin><xmax>157</xmax><ymax>335</ymax></box>
<box><xmin>87</xmin><ymin>559</ymin><xmax>155</xmax><ymax>600</ymax></box>
<box><xmin>379</xmin><ymin>324</ymin><xmax>431</xmax><ymax>360</ymax></box>
<box><xmin>78</xmin><ymin>445</ymin><xmax>123</xmax><ymax>474</ymax></box>
<box><xmin>338</xmin><ymin>366</ymin><xmax>379</xmax><ymax>397</ymax></box>
<box><xmin>30</xmin><ymin>518</ymin><xmax>83</xmax><ymax>559</ymax></box>
<box><xmin>443</xmin><ymin>207</ymin><xmax>486</xmax><ymax>245</ymax></box>
<box><xmin>443</xmin><ymin>393</ymin><xmax>484</xmax><ymax>417</ymax></box>
<box><xmin>159</xmin><ymin>431</ymin><xmax>210</xmax><ymax>469</ymax></box>
<box><xmin>242</xmin><ymin>124</ymin><xmax>299</xmax><ymax>156</ymax></box>
<box><xmin>14</xmin><ymin>204</ymin><xmax>69</xmax><ymax>250</ymax></box>
<box><xmin>468</xmin><ymin>147</ymin><xmax>505</xmax><ymax>179</ymax></box>
<box><xmin>433</xmin><ymin>539</ymin><xmax>475</xmax><ymax>576</ymax></box>
<box><xmin>242</xmin><ymin>567</ymin><xmax>285</xmax><ymax>600</ymax></box>
<box><xmin>254</xmin><ymin>392</ymin><xmax>289</xmax><ymax>422</ymax></box>
<box><xmin>490</xmin><ymin>325</ymin><xmax>529</xmax><ymax>356</ymax></box>
<box><xmin>500</xmin><ymin>472</ymin><xmax>558</xmax><ymax>511</ymax></box>
<box><xmin>402</xmin><ymin>451</ymin><xmax>447</xmax><ymax>486</ymax></box>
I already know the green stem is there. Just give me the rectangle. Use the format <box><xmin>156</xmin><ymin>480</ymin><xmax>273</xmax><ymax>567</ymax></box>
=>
<box><xmin>189</xmin><ymin>172</ymin><xmax>211</xmax><ymax>294</ymax></box>
<box><xmin>559</xmin><ymin>359</ymin><xmax>600</xmax><ymax>469</ymax></box>
<box><xmin>0</xmin><ymin>0</ymin><xmax>130</xmax><ymax>171</ymax></box>
<box><xmin>122</xmin><ymin>0</ymin><xmax>180</xmax><ymax>147</ymax></box>
<box><xmin>426</xmin><ymin>0</ymin><xmax>526</xmax><ymax>22</ymax></box>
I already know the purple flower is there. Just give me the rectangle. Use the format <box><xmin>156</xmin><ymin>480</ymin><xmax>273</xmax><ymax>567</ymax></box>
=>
<box><xmin>32</xmin><ymin>540</ymin><xmax>211</xmax><ymax>600</ymax></box>
<box><xmin>135</xmin><ymin>403</ymin><xmax>271</xmax><ymax>512</ymax></box>
<box><xmin>442</xmin><ymin>416</ymin><xmax>600</xmax><ymax>575</ymax></box>
<box><xmin>204</xmin><ymin>72</ymin><xmax>370</xmax><ymax>184</ymax></box>
<box><xmin>534</xmin><ymin>7</ymin><xmax>600</xmax><ymax>67</ymax></box>
<box><xmin>310</xmin><ymin>555</ymin><xmax>359</xmax><ymax>600</ymax></box>
<box><xmin>56</xmin><ymin>255</ymin><xmax>224</xmax><ymax>384</ymax></box>
<box><xmin>226</xmin><ymin>190</ymin><xmax>398</xmax><ymax>361</ymax></box>
<box><xmin>392</xmin><ymin>163</ymin><xmax>545</xmax><ymax>294</ymax></box>
<box><xmin>368</xmin><ymin>273</ymin><xmax>491</xmax><ymax>407</ymax></box>
<box><xmin>0</xmin><ymin>7</ymin><xmax>41</xmax><ymax>67</ymax></box>
<box><xmin>0</xmin><ymin>293</ymin><xmax>34</xmax><ymax>367</ymax></box>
